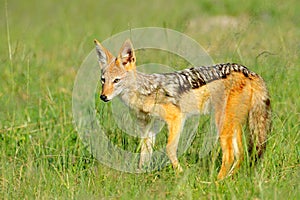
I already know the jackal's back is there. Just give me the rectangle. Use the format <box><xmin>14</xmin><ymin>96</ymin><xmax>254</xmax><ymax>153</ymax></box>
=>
<box><xmin>175</xmin><ymin>63</ymin><xmax>257</xmax><ymax>89</ymax></box>
<box><xmin>140</xmin><ymin>63</ymin><xmax>258</xmax><ymax>99</ymax></box>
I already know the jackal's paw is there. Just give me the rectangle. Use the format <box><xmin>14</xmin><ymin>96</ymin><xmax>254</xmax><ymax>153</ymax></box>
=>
<box><xmin>139</xmin><ymin>153</ymin><xmax>153</xmax><ymax>168</ymax></box>
<box><xmin>217</xmin><ymin>171</ymin><xmax>233</xmax><ymax>180</ymax></box>
<box><xmin>174</xmin><ymin>164</ymin><xmax>183</xmax><ymax>173</ymax></box>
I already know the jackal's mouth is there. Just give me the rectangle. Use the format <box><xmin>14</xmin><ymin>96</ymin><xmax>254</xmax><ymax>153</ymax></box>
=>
<box><xmin>101</xmin><ymin>99</ymin><xmax>110</xmax><ymax>102</ymax></box>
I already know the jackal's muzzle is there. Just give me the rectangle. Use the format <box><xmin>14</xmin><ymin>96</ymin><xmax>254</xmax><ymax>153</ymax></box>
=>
<box><xmin>100</xmin><ymin>94</ymin><xmax>110</xmax><ymax>102</ymax></box>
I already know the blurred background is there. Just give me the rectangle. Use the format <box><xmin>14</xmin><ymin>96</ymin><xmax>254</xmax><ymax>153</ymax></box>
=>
<box><xmin>1</xmin><ymin>0</ymin><xmax>299</xmax><ymax>122</ymax></box>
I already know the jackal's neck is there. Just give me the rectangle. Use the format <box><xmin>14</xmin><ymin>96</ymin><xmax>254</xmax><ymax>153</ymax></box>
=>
<box><xmin>118</xmin><ymin>71</ymin><xmax>158</xmax><ymax>105</ymax></box>
<box><xmin>136</xmin><ymin>72</ymin><xmax>161</xmax><ymax>94</ymax></box>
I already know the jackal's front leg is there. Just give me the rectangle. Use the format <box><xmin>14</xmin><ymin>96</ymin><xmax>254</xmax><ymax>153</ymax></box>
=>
<box><xmin>163</xmin><ymin>105</ymin><xmax>185</xmax><ymax>172</ymax></box>
<box><xmin>138</xmin><ymin>114</ymin><xmax>158</xmax><ymax>169</ymax></box>
<box><xmin>139</xmin><ymin>132</ymin><xmax>156</xmax><ymax>169</ymax></box>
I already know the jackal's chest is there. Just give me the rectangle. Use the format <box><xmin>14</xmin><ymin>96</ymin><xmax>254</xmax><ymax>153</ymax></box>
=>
<box><xmin>119</xmin><ymin>92</ymin><xmax>159</xmax><ymax>114</ymax></box>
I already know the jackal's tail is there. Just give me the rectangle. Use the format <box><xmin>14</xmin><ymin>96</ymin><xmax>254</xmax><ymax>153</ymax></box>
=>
<box><xmin>248</xmin><ymin>76</ymin><xmax>271</xmax><ymax>158</ymax></box>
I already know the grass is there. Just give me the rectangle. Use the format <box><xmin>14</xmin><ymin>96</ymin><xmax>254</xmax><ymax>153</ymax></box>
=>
<box><xmin>1</xmin><ymin>0</ymin><xmax>299</xmax><ymax>199</ymax></box>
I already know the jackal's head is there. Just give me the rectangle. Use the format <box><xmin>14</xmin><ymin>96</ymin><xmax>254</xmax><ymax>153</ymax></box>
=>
<box><xmin>94</xmin><ymin>39</ymin><xmax>136</xmax><ymax>102</ymax></box>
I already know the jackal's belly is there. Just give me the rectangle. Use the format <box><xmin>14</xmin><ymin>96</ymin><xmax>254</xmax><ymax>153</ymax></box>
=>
<box><xmin>178</xmin><ymin>86</ymin><xmax>212</xmax><ymax>115</ymax></box>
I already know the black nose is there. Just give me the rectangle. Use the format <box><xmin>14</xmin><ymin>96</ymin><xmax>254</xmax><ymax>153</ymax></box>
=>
<box><xmin>100</xmin><ymin>94</ymin><xmax>109</xmax><ymax>102</ymax></box>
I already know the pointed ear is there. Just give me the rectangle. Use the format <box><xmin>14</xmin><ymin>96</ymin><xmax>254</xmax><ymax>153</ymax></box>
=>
<box><xmin>118</xmin><ymin>39</ymin><xmax>136</xmax><ymax>71</ymax></box>
<box><xmin>94</xmin><ymin>39</ymin><xmax>113</xmax><ymax>68</ymax></box>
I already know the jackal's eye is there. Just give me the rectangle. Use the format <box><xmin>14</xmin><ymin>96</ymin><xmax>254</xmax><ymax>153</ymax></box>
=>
<box><xmin>113</xmin><ymin>78</ymin><xmax>120</xmax><ymax>83</ymax></box>
<box><xmin>101</xmin><ymin>77</ymin><xmax>105</xmax><ymax>84</ymax></box>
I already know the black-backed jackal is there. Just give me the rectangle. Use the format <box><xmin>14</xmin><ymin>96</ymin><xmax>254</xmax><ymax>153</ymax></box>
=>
<box><xmin>94</xmin><ymin>39</ymin><xmax>271</xmax><ymax>179</ymax></box>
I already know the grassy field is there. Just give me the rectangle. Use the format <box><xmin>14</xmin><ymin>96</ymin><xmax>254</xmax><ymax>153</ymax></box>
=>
<box><xmin>1</xmin><ymin>0</ymin><xmax>300</xmax><ymax>199</ymax></box>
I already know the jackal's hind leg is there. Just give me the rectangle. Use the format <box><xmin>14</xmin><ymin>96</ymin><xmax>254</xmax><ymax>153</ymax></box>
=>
<box><xmin>216</xmin><ymin>99</ymin><xmax>248</xmax><ymax>180</ymax></box>
<box><xmin>218</xmin><ymin>124</ymin><xmax>244</xmax><ymax>180</ymax></box>
<box><xmin>231</xmin><ymin>126</ymin><xmax>244</xmax><ymax>173</ymax></box>
<box><xmin>218</xmin><ymin>128</ymin><xmax>235</xmax><ymax>179</ymax></box>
